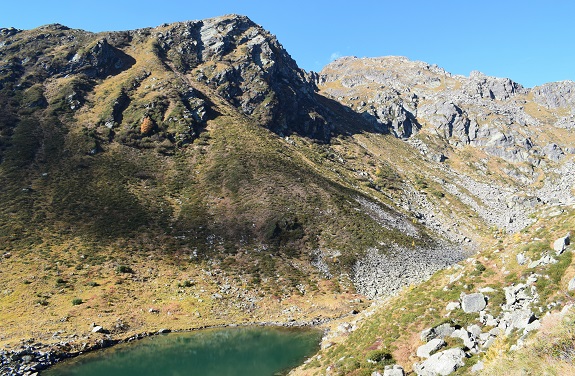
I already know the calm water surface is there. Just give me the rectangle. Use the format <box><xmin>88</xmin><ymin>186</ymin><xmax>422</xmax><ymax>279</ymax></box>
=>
<box><xmin>43</xmin><ymin>326</ymin><xmax>322</xmax><ymax>376</ymax></box>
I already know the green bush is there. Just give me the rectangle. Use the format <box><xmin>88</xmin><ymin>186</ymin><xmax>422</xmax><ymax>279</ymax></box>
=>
<box><xmin>365</xmin><ymin>349</ymin><xmax>394</xmax><ymax>365</ymax></box>
<box><xmin>471</xmin><ymin>262</ymin><xmax>487</xmax><ymax>276</ymax></box>
<box><xmin>72</xmin><ymin>298</ymin><xmax>83</xmax><ymax>305</ymax></box>
<box><xmin>116</xmin><ymin>265</ymin><xmax>133</xmax><ymax>274</ymax></box>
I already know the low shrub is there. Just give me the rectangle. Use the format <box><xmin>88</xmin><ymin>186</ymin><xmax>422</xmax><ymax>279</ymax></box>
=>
<box><xmin>116</xmin><ymin>265</ymin><xmax>133</xmax><ymax>274</ymax></box>
<box><xmin>365</xmin><ymin>349</ymin><xmax>394</xmax><ymax>365</ymax></box>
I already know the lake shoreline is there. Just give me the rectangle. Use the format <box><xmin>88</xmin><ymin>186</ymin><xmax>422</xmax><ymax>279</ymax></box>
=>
<box><xmin>0</xmin><ymin>318</ymin><xmax>330</xmax><ymax>376</ymax></box>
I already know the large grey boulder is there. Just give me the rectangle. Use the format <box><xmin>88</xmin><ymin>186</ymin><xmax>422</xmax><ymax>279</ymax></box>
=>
<box><xmin>461</xmin><ymin>293</ymin><xmax>487</xmax><ymax>313</ymax></box>
<box><xmin>417</xmin><ymin>338</ymin><xmax>446</xmax><ymax>358</ymax></box>
<box><xmin>554</xmin><ymin>234</ymin><xmax>570</xmax><ymax>255</ymax></box>
<box><xmin>568</xmin><ymin>276</ymin><xmax>575</xmax><ymax>291</ymax></box>
<box><xmin>420</xmin><ymin>323</ymin><xmax>455</xmax><ymax>342</ymax></box>
<box><xmin>451</xmin><ymin>329</ymin><xmax>477</xmax><ymax>350</ymax></box>
<box><xmin>383</xmin><ymin>364</ymin><xmax>405</xmax><ymax>376</ymax></box>
<box><xmin>500</xmin><ymin>309</ymin><xmax>536</xmax><ymax>334</ymax></box>
<box><xmin>413</xmin><ymin>348</ymin><xmax>466</xmax><ymax>375</ymax></box>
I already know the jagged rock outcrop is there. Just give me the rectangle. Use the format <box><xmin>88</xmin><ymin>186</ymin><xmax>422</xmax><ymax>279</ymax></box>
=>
<box><xmin>317</xmin><ymin>56</ymin><xmax>574</xmax><ymax>165</ymax></box>
<box><xmin>413</xmin><ymin>347</ymin><xmax>466</xmax><ymax>375</ymax></box>
<box><xmin>151</xmin><ymin>15</ymin><xmax>331</xmax><ymax>140</ymax></box>
<box><xmin>532</xmin><ymin>81</ymin><xmax>575</xmax><ymax>109</ymax></box>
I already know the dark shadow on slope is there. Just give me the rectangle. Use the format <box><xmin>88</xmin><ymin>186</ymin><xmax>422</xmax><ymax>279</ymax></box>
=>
<box><xmin>314</xmin><ymin>93</ymin><xmax>389</xmax><ymax>138</ymax></box>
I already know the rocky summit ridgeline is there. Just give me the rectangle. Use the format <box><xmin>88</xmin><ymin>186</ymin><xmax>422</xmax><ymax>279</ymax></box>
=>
<box><xmin>0</xmin><ymin>15</ymin><xmax>329</xmax><ymax>144</ymax></box>
<box><xmin>319</xmin><ymin>56</ymin><xmax>575</xmax><ymax>163</ymax></box>
<box><xmin>1</xmin><ymin>14</ymin><xmax>575</xmax><ymax>376</ymax></box>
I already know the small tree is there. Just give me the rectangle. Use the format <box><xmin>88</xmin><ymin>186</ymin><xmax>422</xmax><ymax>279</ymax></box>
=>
<box><xmin>140</xmin><ymin>117</ymin><xmax>154</xmax><ymax>134</ymax></box>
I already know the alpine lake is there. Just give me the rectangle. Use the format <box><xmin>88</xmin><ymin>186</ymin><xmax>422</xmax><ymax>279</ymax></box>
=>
<box><xmin>43</xmin><ymin>326</ymin><xmax>322</xmax><ymax>376</ymax></box>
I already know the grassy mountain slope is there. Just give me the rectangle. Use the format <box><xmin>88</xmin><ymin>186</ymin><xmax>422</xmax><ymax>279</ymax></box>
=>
<box><xmin>0</xmin><ymin>17</ymin><xmax>449</xmax><ymax>350</ymax></box>
<box><xmin>294</xmin><ymin>206</ymin><xmax>575</xmax><ymax>375</ymax></box>
<box><xmin>1</xmin><ymin>15</ymin><xmax>575</xmax><ymax>376</ymax></box>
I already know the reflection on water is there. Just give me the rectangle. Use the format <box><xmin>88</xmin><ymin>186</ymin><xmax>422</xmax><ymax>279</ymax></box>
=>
<box><xmin>43</xmin><ymin>326</ymin><xmax>322</xmax><ymax>376</ymax></box>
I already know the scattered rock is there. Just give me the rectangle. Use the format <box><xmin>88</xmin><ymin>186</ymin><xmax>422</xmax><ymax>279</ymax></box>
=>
<box><xmin>413</xmin><ymin>348</ymin><xmax>466</xmax><ymax>376</ymax></box>
<box><xmin>480</xmin><ymin>311</ymin><xmax>499</xmax><ymax>327</ymax></box>
<box><xmin>446</xmin><ymin>302</ymin><xmax>460</xmax><ymax>311</ymax></box>
<box><xmin>420</xmin><ymin>323</ymin><xmax>455</xmax><ymax>342</ymax></box>
<box><xmin>417</xmin><ymin>338</ymin><xmax>445</xmax><ymax>358</ymax></box>
<box><xmin>528</xmin><ymin>253</ymin><xmax>557</xmax><ymax>268</ymax></box>
<box><xmin>516</xmin><ymin>253</ymin><xmax>527</xmax><ymax>265</ymax></box>
<box><xmin>451</xmin><ymin>329</ymin><xmax>476</xmax><ymax>351</ymax></box>
<box><xmin>554</xmin><ymin>233</ymin><xmax>570</xmax><ymax>255</ymax></box>
<box><xmin>352</xmin><ymin>245</ymin><xmax>466</xmax><ymax>299</ymax></box>
<box><xmin>383</xmin><ymin>364</ymin><xmax>405</xmax><ymax>376</ymax></box>
<box><xmin>504</xmin><ymin>283</ymin><xmax>537</xmax><ymax>309</ymax></box>
<box><xmin>524</xmin><ymin>319</ymin><xmax>541</xmax><ymax>333</ymax></box>
<box><xmin>500</xmin><ymin>309</ymin><xmax>536</xmax><ymax>334</ymax></box>
<box><xmin>91</xmin><ymin>326</ymin><xmax>105</xmax><ymax>333</ymax></box>
<box><xmin>467</xmin><ymin>324</ymin><xmax>482</xmax><ymax>337</ymax></box>
<box><xmin>568</xmin><ymin>277</ymin><xmax>575</xmax><ymax>291</ymax></box>
<box><xmin>542</xmin><ymin>143</ymin><xmax>565</xmax><ymax>161</ymax></box>
<box><xmin>157</xmin><ymin>328</ymin><xmax>171</xmax><ymax>334</ymax></box>
<box><xmin>461</xmin><ymin>293</ymin><xmax>487</xmax><ymax>313</ymax></box>
<box><xmin>471</xmin><ymin>360</ymin><xmax>485</xmax><ymax>373</ymax></box>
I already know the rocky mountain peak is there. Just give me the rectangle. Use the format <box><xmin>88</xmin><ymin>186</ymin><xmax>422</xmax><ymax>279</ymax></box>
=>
<box><xmin>142</xmin><ymin>14</ymin><xmax>330</xmax><ymax>140</ymax></box>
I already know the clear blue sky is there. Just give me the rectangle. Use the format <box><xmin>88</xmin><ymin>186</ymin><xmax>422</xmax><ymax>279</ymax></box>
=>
<box><xmin>1</xmin><ymin>1</ymin><xmax>573</xmax><ymax>88</ymax></box>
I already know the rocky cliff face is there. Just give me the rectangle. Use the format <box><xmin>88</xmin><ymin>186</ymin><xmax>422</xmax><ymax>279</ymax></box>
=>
<box><xmin>152</xmin><ymin>15</ymin><xmax>330</xmax><ymax>140</ymax></box>
<box><xmin>318</xmin><ymin>56</ymin><xmax>575</xmax><ymax>164</ymax></box>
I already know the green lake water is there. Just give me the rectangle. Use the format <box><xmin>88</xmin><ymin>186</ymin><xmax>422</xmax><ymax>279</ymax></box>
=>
<box><xmin>43</xmin><ymin>326</ymin><xmax>322</xmax><ymax>376</ymax></box>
